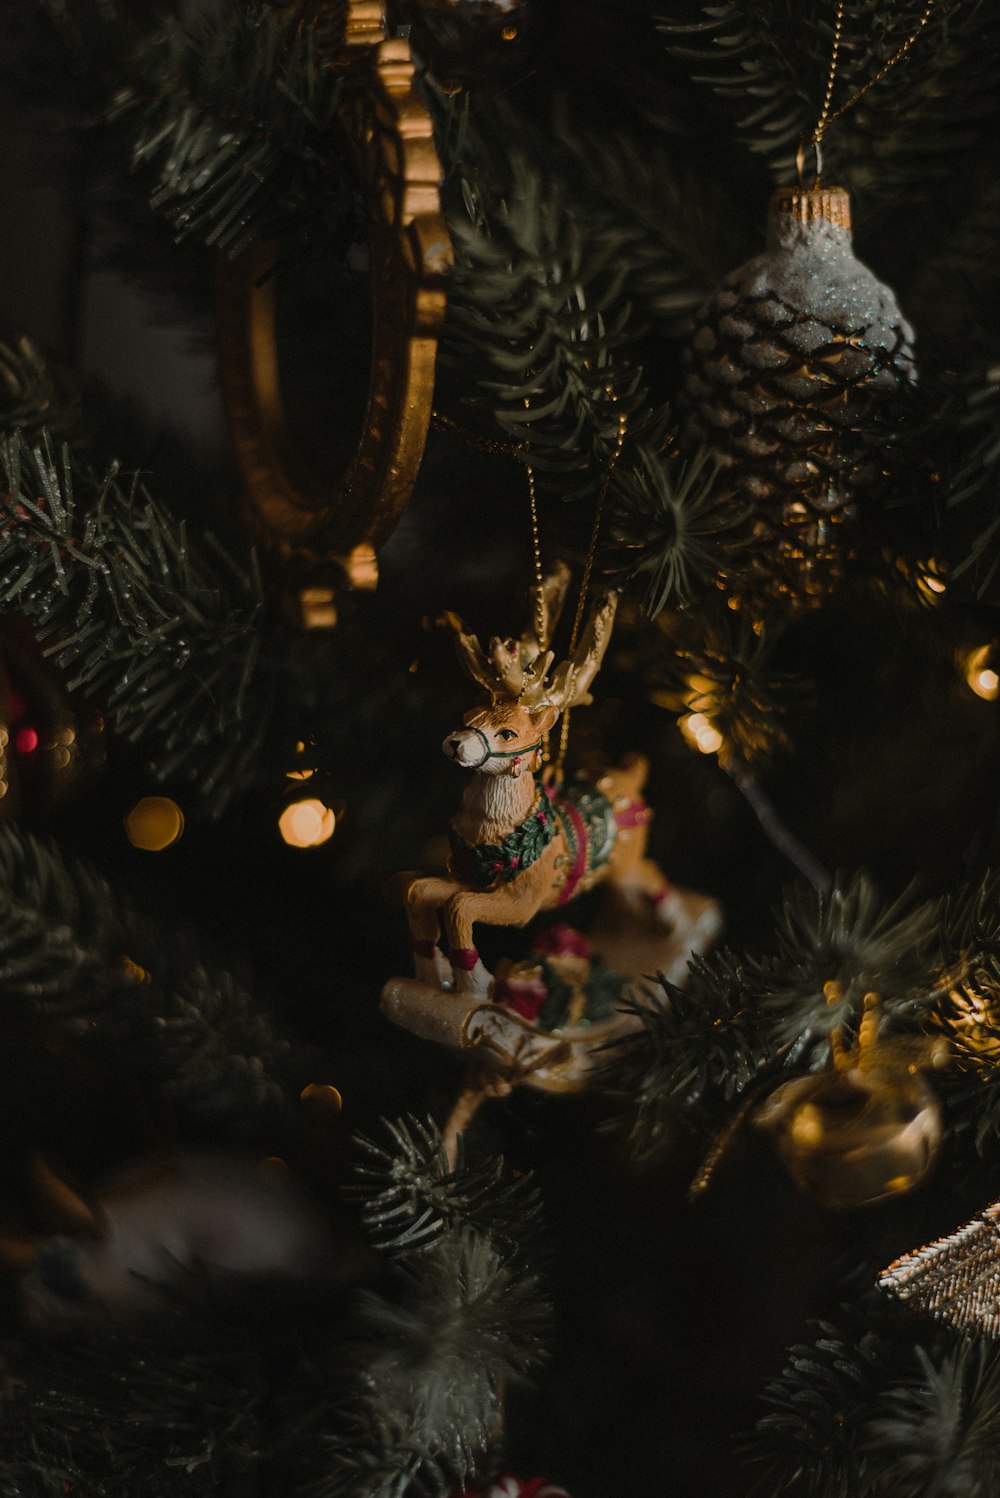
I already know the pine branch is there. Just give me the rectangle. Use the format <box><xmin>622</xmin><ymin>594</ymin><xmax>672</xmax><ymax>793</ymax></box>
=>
<box><xmin>657</xmin><ymin>0</ymin><xmax>996</xmax><ymax>225</ymax></box>
<box><xmin>753</xmin><ymin>1310</ymin><xmax>1000</xmax><ymax>1498</ymax></box>
<box><xmin>354</xmin><ymin>1115</ymin><xmax>542</xmax><ymax>1267</ymax></box>
<box><xmin>443</xmin><ymin>149</ymin><xmax>645</xmax><ymax>461</ymax></box>
<box><xmin>607</xmin><ymin>441</ymin><xmax>746</xmax><ymax>613</ymax></box>
<box><xmin>304</xmin><ymin>1228</ymin><xmax>548</xmax><ymax>1498</ymax></box>
<box><xmin>600</xmin><ymin>952</ymin><xmax>773</xmax><ymax>1163</ymax></box>
<box><xmin>548</xmin><ymin>126</ymin><xmax>730</xmax><ymax>331</ymax></box>
<box><xmin>759</xmin><ymin>872</ymin><xmax>944</xmax><ymax>1058</ymax></box>
<box><xmin>752</xmin><ymin>1311</ymin><xmax>899</xmax><ymax>1498</ymax></box>
<box><xmin>658</xmin><ymin>0</ymin><xmax>813</xmax><ymax>183</ymax></box>
<box><xmin>0</xmin><ymin>339</ymin><xmax>81</xmax><ymax>443</ymax></box>
<box><xmin>0</xmin><ymin>431</ymin><xmax>274</xmax><ymax>807</ymax></box>
<box><xmin>645</xmin><ymin>604</ymin><xmax>799</xmax><ymax>770</ymax></box>
<box><xmin>0</xmin><ymin>828</ymin><xmax>304</xmax><ymax>1133</ymax></box>
<box><xmin>109</xmin><ymin>1</ymin><xmax>349</xmax><ymax>255</ymax></box>
<box><xmin>0</xmin><ymin>827</ymin><xmax>117</xmax><ymax>1012</ymax></box>
<box><xmin>0</xmin><ymin>1311</ymin><xmax>267</xmax><ymax>1497</ymax></box>
<box><xmin>865</xmin><ymin>1342</ymin><xmax>1000</xmax><ymax>1495</ymax></box>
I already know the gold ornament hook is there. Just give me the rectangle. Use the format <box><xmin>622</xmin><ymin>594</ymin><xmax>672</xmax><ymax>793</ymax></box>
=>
<box><xmin>808</xmin><ymin>0</ymin><xmax>937</xmax><ymax>158</ymax></box>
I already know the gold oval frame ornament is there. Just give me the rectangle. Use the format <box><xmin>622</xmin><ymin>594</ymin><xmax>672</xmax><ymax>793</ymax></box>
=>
<box><xmin>218</xmin><ymin>2</ymin><xmax>452</xmax><ymax>627</ymax></box>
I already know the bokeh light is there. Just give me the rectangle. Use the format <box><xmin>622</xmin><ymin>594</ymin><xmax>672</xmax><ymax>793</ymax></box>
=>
<box><xmin>125</xmin><ymin>796</ymin><xmax>185</xmax><ymax>851</ymax></box>
<box><xmin>300</xmin><ymin>1083</ymin><xmax>343</xmax><ymax>1121</ymax></box>
<box><xmin>962</xmin><ymin>645</ymin><xmax>1000</xmax><ymax>702</ymax></box>
<box><xmin>279</xmin><ymin>797</ymin><xmax>336</xmax><ymax>848</ymax></box>
<box><xmin>679</xmin><ymin>711</ymin><xmax>724</xmax><ymax>756</ymax></box>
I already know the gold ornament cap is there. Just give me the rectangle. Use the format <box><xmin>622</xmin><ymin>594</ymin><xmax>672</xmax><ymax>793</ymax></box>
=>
<box><xmin>767</xmin><ymin>185</ymin><xmax>852</xmax><ymax>246</ymax></box>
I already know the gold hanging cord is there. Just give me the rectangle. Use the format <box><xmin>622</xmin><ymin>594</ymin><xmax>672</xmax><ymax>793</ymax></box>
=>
<box><xmin>432</xmin><ymin>394</ymin><xmax>627</xmax><ymax>769</ymax></box>
<box><xmin>554</xmin><ymin>401</ymin><xmax>627</xmax><ymax>769</ymax></box>
<box><xmin>797</xmin><ymin>0</ymin><xmax>936</xmax><ymax>184</ymax></box>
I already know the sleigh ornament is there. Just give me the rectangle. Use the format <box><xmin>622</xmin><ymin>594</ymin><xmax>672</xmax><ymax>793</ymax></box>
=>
<box><xmin>381</xmin><ymin>566</ymin><xmax>721</xmax><ymax>1093</ymax></box>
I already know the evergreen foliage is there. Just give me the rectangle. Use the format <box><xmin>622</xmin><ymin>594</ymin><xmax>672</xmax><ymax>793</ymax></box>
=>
<box><xmin>0</xmin><ymin>339</ymin><xmax>81</xmax><ymax>443</ymax></box>
<box><xmin>355</xmin><ymin>1115</ymin><xmax>542</xmax><ymax>1264</ymax></box>
<box><xmin>607</xmin><ymin>442</ymin><xmax>745</xmax><ymax>614</ymax></box>
<box><xmin>0</xmin><ymin>1311</ymin><xmax>268</xmax><ymax>1498</ymax></box>
<box><xmin>109</xmin><ymin>1</ymin><xmax>350</xmax><ymax>255</ymax></box>
<box><xmin>284</xmin><ymin>1120</ymin><xmax>548</xmax><ymax>1498</ymax></box>
<box><xmin>0</xmin><ymin>828</ymin><xmax>303</xmax><ymax>1130</ymax></box>
<box><xmin>644</xmin><ymin>605</ymin><xmax>797</xmax><ymax>769</ymax></box>
<box><xmin>753</xmin><ymin>1309</ymin><xmax>1000</xmax><ymax>1498</ymax></box>
<box><xmin>0</xmin><ymin>432</ymin><xmax>272</xmax><ymax>805</ymax></box>
<box><xmin>1</xmin><ymin>1118</ymin><xmax>547</xmax><ymax>1498</ymax></box>
<box><xmin>601</xmin><ymin>953</ymin><xmax>772</xmax><ymax>1162</ymax></box>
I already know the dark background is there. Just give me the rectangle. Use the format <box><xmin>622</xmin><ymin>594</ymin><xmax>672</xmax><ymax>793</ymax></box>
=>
<box><xmin>3</xmin><ymin>14</ymin><xmax>1000</xmax><ymax>1494</ymax></box>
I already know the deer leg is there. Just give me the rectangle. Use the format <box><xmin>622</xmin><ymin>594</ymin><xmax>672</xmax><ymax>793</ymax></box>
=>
<box><xmin>444</xmin><ymin>884</ymin><xmax>542</xmax><ymax>998</ymax></box>
<box><xmin>403</xmin><ymin>875</ymin><xmax>463</xmax><ymax>987</ymax></box>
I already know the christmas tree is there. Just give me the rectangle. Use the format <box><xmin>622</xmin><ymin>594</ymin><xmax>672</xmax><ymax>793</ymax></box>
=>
<box><xmin>1</xmin><ymin>1</ymin><xmax>1000</xmax><ymax>1494</ymax></box>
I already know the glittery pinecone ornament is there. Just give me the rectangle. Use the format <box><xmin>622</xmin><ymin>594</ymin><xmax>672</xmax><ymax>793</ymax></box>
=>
<box><xmin>683</xmin><ymin>184</ymin><xmax>917</xmax><ymax>607</ymax></box>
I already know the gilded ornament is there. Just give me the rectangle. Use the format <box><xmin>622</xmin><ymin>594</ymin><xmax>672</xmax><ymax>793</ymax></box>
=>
<box><xmin>218</xmin><ymin>0</ymin><xmax>452</xmax><ymax>626</ymax></box>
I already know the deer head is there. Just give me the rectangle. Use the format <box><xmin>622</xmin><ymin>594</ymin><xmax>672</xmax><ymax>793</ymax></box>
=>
<box><xmin>444</xmin><ymin>565</ymin><xmax>619</xmax><ymax>775</ymax></box>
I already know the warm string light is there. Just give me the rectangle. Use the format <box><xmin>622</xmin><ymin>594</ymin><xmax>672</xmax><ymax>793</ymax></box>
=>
<box><xmin>678</xmin><ymin>712</ymin><xmax>724</xmax><ymax>757</ymax></box>
<box><xmin>279</xmin><ymin>798</ymin><xmax>336</xmax><ymax>848</ymax></box>
<box><xmin>300</xmin><ymin>1082</ymin><xmax>343</xmax><ymax>1120</ymax></box>
<box><xmin>961</xmin><ymin>645</ymin><xmax>1000</xmax><ymax>702</ymax></box>
<box><xmin>125</xmin><ymin>796</ymin><xmax>185</xmax><ymax>851</ymax></box>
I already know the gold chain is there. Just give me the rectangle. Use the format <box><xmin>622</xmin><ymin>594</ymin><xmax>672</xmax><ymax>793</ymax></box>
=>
<box><xmin>432</xmin><ymin>398</ymin><xmax>628</xmax><ymax>772</ymax></box>
<box><xmin>430</xmin><ymin>409</ymin><xmax>521</xmax><ymax>459</ymax></box>
<box><xmin>812</xmin><ymin>0</ymin><xmax>936</xmax><ymax>147</ymax></box>
<box><xmin>526</xmin><ymin>459</ymin><xmax>548</xmax><ymax>650</ymax></box>
<box><xmin>556</xmin><ymin>401</ymin><xmax>628</xmax><ymax>770</ymax></box>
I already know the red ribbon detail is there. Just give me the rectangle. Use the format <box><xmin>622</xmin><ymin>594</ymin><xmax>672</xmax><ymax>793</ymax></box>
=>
<box><xmin>557</xmin><ymin>799</ymin><xmax>589</xmax><ymax>906</ymax></box>
<box><xmin>614</xmin><ymin>797</ymin><xmax>652</xmax><ymax>829</ymax></box>
<box><xmin>448</xmin><ymin>945</ymin><xmax>480</xmax><ymax>972</ymax></box>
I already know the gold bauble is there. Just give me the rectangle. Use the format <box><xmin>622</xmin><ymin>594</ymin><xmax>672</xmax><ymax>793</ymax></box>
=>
<box><xmin>756</xmin><ymin>1063</ymin><xmax>941</xmax><ymax>1210</ymax></box>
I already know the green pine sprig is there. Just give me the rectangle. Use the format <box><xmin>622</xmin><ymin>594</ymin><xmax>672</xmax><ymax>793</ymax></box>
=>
<box><xmin>607</xmin><ymin>441</ymin><xmax>746</xmax><ymax>613</ymax></box>
<box><xmin>759</xmin><ymin>872</ymin><xmax>944</xmax><ymax>1057</ymax></box>
<box><xmin>647</xmin><ymin>604</ymin><xmax>798</xmax><ymax>770</ymax></box>
<box><xmin>0</xmin><ymin>430</ymin><xmax>273</xmax><ymax>805</ymax></box>
<box><xmin>752</xmin><ymin>1308</ymin><xmax>1000</xmax><ymax>1498</ymax></box>
<box><xmin>601</xmin><ymin>951</ymin><xmax>773</xmax><ymax>1163</ymax></box>
<box><xmin>354</xmin><ymin>1115</ymin><xmax>542</xmax><ymax>1266</ymax></box>
<box><xmin>109</xmin><ymin>1</ymin><xmax>349</xmax><ymax>255</ymax></box>
<box><xmin>0</xmin><ymin>340</ymin><xmax>81</xmax><ymax>444</ymax></box>
<box><xmin>0</xmin><ymin>828</ymin><xmax>303</xmax><ymax>1132</ymax></box>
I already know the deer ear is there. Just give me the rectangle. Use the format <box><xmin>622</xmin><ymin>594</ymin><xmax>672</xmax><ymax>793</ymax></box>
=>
<box><xmin>530</xmin><ymin>705</ymin><xmax>560</xmax><ymax>735</ymax></box>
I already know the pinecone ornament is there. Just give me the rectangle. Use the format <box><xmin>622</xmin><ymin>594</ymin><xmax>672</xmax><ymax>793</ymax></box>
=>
<box><xmin>683</xmin><ymin>185</ymin><xmax>916</xmax><ymax>607</ymax></box>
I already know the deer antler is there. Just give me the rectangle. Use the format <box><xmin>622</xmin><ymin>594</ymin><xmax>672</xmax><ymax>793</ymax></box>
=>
<box><xmin>451</xmin><ymin>567</ymin><xmax>616</xmax><ymax>713</ymax></box>
<box><xmin>454</xmin><ymin>627</ymin><xmax>554</xmax><ymax>702</ymax></box>
<box><xmin>540</xmin><ymin>592</ymin><xmax>619</xmax><ymax>712</ymax></box>
<box><xmin>453</xmin><ymin>564</ymin><xmax>571</xmax><ymax>705</ymax></box>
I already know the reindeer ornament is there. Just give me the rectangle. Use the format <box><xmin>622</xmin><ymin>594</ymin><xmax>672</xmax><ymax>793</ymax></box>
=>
<box><xmin>383</xmin><ymin>567</ymin><xmax>721</xmax><ymax>1092</ymax></box>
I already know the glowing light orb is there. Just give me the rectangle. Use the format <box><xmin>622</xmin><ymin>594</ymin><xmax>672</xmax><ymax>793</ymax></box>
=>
<box><xmin>125</xmin><ymin>796</ymin><xmax>185</xmax><ymax>851</ymax></box>
<box><xmin>300</xmin><ymin>1083</ymin><xmax>343</xmax><ymax>1121</ymax></box>
<box><xmin>279</xmin><ymin>797</ymin><xmax>336</xmax><ymax>848</ymax></box>
<box><xmin>963</xmin><ymin>646</ymin><xmax>1000</xmax><ymax>702</ymax></box>
<box><xmin>679</xmin><ymin>712</ymin><xmax>724</xmax><ymax>756</ymax></box>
